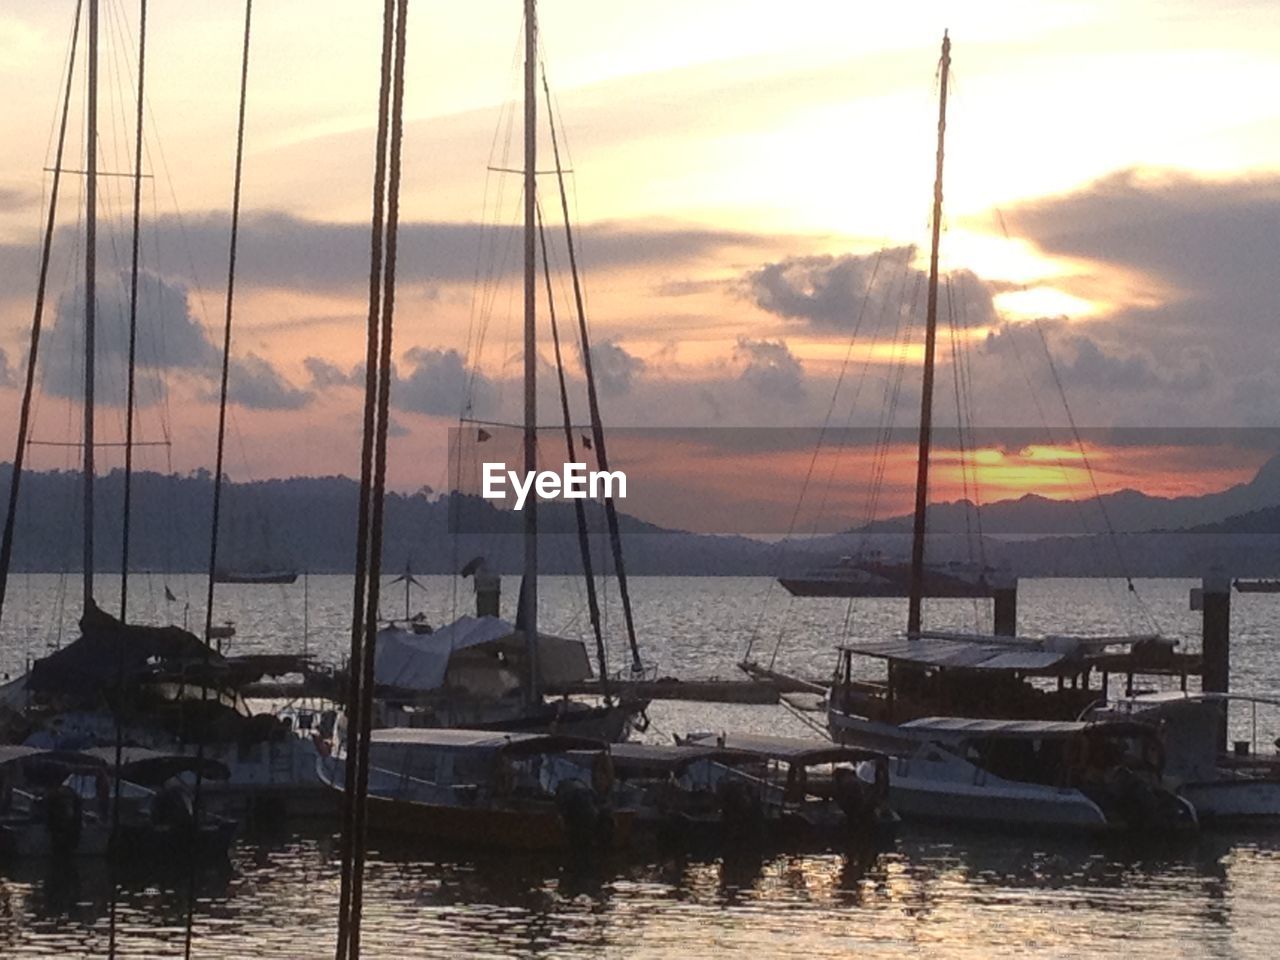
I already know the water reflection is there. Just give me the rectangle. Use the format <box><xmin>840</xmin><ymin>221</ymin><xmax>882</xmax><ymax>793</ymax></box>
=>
<box><xmin>0</xmin><ymin>825</ymin><xmax>1279</xmax><ymax>956</ymax></box>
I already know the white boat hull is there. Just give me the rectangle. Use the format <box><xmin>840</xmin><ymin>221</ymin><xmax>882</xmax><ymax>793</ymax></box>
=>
<box><xmin>866</xmin><ymin>752</ymin><xmax>1110</xmax><ymax>832</ymax></box>
<box><xmin>1181</xmin><ymin>778</ymin><xmax>1280</xmax><ymax>822</ymax></box>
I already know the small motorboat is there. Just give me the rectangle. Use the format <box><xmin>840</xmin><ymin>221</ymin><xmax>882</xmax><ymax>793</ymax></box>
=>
<box><xmin>319</xmin><ymin>728</ymin><xmax>633</xmax><ymax>853</ymax></box>
<box><xmin>76</xmin><ymin>747</ymin><xmax>239</xmax><ymax>859</ymax></box>
<box><xmin>1093</xmin><ymin>691</ymin><xmax>1280</xmax><ymax>823</ymax></box>
<box><xmin>676</xmin><ymin>733</ymin><xmax>898</xmax><ymax>843</ymax></box>
<box><xmin>835</xmin><ymin>715</ymin><xmax>1198</xmax><ymax>834</ymax></box>
<box><xmin>0</xmin><ymin>746</ymin><xmax>238</xmax><ymax>859</ymax></box>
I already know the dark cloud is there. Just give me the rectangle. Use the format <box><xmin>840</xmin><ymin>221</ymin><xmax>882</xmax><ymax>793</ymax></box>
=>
<box><xmin>747</xmin><ymin>246</ymin><xmax>998</xmax><ymax>332</ymax></box>
<box><xmin>1007</xmin><ymin>171</ymin><xmax>1280</xmax><ymax>370</ymax></box>
<box><xmin>393</xmin><ymin>346</ymin><xmax>492</xmax><ymax>417</ymax></box>
<box><xmin>734</xmin><ymin>337</ymin><xmax>805</xmax><ymax>402</ymax></box>
<box><xmin>590</xmin><ymin>340</ymin><xmax>645</xmax><ymax>396</ymax></box>
<box><xmin>226</xmin><ymin>354</ymin><xmax>311</xmax><ymax>411</ymax></box>
<box><xmin>0</xmin><ymin>347</ymin><xmax>14</xmax><ymax>387</ymax></box>
<box><xmin>989</xmin><ymin>170</ymin><xmax>1280</xmax><ymax>422</ymax></box>
<box><xmin>39</xmin><ymin>272</ymin><xmax>219</xmax><ymax>405</ymax></box>
<box><xmin>304</xmin><ymin>355</ymin><xmax>362</xmax><ymax>389</ymax></box>
<box><xmin>0</xmin><ymin>185</ymin><xmax>37</xmax><ymax>212</ymax></box>
<box><xmin>1010</xmin><ymin>170</ymin><xmax>1280</xmax><ymax>306</ymax></box>
<box><xmin>0</xmin><ymin>213</ymin><xmax>767</xmax><ymax>302</ymax></box>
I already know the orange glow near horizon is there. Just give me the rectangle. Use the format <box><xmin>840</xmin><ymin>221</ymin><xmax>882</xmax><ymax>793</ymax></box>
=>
<box><xmin>475</xmin><ymin>435</ymin><xmax>1272</xmax><ymax>534</ymax></box>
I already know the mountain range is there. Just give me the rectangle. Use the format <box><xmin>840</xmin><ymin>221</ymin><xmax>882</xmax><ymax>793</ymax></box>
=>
<box><xmin>2</xmin><ymin>455</ymin><xmax>1280</xmax><ymax>577</ymax></box>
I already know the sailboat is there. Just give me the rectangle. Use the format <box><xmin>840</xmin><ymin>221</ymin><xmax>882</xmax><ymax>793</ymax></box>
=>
<box><xmin>742</xmin><ymin>34</ymin><xmax>1195</xmax><ymax>833</ymax></box>
<box><xmin>369</xmin><ymin>0</ymin><xmax>647</xmax><ymax>743</ymax></box>
<box><xmin>0</xmin><ymin>1</ymin><xmax>334</xmax><ymax>821</ymax></box>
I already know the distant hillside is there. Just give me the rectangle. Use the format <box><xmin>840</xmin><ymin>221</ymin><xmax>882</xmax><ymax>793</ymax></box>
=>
<box><xmin>0</xmin><ymin>465</ymin><xmax>777</xmax><ymax>576</ymax></box>
<box><xmin>6</xmin><ymin>459</ymin><xmax>1280</xmax><ymax>579</ymax></box>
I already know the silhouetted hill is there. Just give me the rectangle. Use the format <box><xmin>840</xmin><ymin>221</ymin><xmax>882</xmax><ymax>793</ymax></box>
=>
<box><xmin>0</xmin><ymin>465</ymin><xmax>776</xmax><ymax>575</ymax></box>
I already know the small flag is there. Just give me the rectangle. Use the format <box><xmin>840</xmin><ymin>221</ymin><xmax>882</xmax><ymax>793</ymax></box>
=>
<box><xmin>582</xmin><ymin>434</ymin><xmax>592</xmax><ymax>450</ymax></box>
<box><xmin>477</xmin><ymin>428</ymin><xmax>491</xmax><ymax>442</ymax></box>
<box><xmin>164</xmin><ymin>585</ymin><xmax>177</xmax><ymax>602</ymax></box>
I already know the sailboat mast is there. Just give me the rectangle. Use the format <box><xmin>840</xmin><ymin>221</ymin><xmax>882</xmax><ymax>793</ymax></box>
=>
<box><xmin>906</xmin><ymin>30</ymin><xmax>950</xmax><ymax>639</ymax></box>
<box><xmin>522</xmin><ymin>0</ymin><xmax>540</xmax><ymax>698</ymax></box>
<box><xmin>82</xmin><ymin>0</ymin><xmax>99</xmax><ymax>613</ymax></box>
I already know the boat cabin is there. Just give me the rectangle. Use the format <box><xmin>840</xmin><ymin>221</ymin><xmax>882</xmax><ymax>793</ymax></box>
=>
<box><xmin>362</xmin><ymin>728</ymin><xmax>609</xmax><ymax>799</ymax></box>
<box><xmin>897</xmin><ymin>716</ymin><xmax>1168</xmax><ymax>789</ymax></box>
<box><xmin>831</xmin><ymin>632</ymin><xmax>1200</xmax><ymax>725</ymax></box>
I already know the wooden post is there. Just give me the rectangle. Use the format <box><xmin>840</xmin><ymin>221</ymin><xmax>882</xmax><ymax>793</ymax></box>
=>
<box><xmin>474</xmin><ymin>569</ymin><xmax>500</xmax><ymax>618</ymax></box>
<box><xmin>1202</xmin><ymin>570</ymin><xmax>1231</xmax><ymax>749</ymax></box>
<box><xmin>992</xmin><ymin>575</ymin><xmax>1017</xmax><ymax>637</ymax></box>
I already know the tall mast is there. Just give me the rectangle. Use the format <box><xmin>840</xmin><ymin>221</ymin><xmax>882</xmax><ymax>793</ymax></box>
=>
<box><xmin>120</xmin><ymin>0</ymin><xmax>147</xmax><ymax>620</ymax></box>
<box><xmin>521</xmin><ymin>0</ymin><xmax>540</xmax><ymax>698</ymax></box>
<box><xmin>906</xmin><ymin>30</ymin><xmax>950</xmax><ymax>639</ymax></box>
<box><xmin>82</xmin><ymin>0</ymin><xmax>99</xmax><ymax>613</ymax></box>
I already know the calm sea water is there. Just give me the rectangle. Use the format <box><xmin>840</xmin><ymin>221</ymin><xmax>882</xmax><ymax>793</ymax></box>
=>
<box><xmin>2</xmin><ymin>574</ymin><xmax>1280</xmax><ymax>957</ymax></box>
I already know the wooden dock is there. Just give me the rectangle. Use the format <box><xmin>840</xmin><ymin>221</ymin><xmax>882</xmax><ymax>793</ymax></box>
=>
<box><xmin>244</xmin><ymin>672</ymin><xmax>824</xmax><ymax>706</ymax></box>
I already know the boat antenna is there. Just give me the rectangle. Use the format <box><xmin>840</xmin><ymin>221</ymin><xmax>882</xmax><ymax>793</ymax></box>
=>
<box><xmin>520</xmin><ymin>0</ymin><xmax>541</xmax><ymax>700</ymax></box>
<box><xmin>906</xmin><ymin>30</ymin><xmax>950</xmax><ymax>639</ymax></box>
<box><xmin>541</xmin><ymin>64</ymin><xmax>643</xmax><ymax>674</ymax></box>
<box><xmin>0</xmin><ymin>0</ymin><xmax>83</xmax><ymax>623</ymax></box>
<box><xmin>82</xmin><ymin>0</ymin><xmax>100</xmax><ymax>614</ymax></box>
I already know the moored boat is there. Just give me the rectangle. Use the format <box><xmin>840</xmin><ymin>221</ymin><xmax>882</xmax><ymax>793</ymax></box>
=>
<box><xmin>3</xmin><ymin>604</ymin><xmax>339</xmax><ymax>821</ymax></box>
<box><xmin>0</xmin><ymin>745</ymin><xmax>238</xmax><ymax>859</ymax></box>
<box><xmin>213</xmin><ymin>569</ymin><xmax>298</xmax><ymax>585</ymax></box>
<box><xmin>318</xmin><ymin>728</ymin><xmax>632</xmax><ymax>852</ymax></box>
<box><xmin>1093</xmin><ymin>691</ymin><xmax>1280</xmax><ymax>823</ymax></box>
<box><xmin>677</xmin><ymin>733</ymin><xmax>898</xmax><ymax>843</ymax></box>
<box><xmin>835</xmin><ymin>715</ymin><xmax>1198</xmax><ymax>834</ymax></box>
<box><xmin>373</xmin><ymin>614</ymin><xmax>645</xmax><ymax>742</ymax></box>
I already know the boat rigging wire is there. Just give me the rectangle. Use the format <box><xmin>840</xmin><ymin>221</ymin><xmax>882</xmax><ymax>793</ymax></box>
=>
<box><xmin>0</xmin><ymin>0</ymin><xmax>83</xmax><ymax>626</ymax></box>
<box><xmin>185</xmin><ymin>2</ymin><xmax>252</xmax><ymax>957</ymax></box>
<box><xmin>1035</xmin><ymin>321</ymin><xmax>1162</xmax><ymax>635</ymax></box>
<box><xmin>537</xmin><ymin>201</ymin><xmax>611</xmax><ymax>696</ymax></box>
<box><xmin>541</xmin><ymin>64</ymin><xmax>642</xmax><ymax>676</ymax></box>
<box><xmin>740</xmin><ymin>247</ymin><xmax>890</xmax><ymax>666</ymax></box>
<box><xmin>108</xmin><ymin>0</ymin><xmax>146</xmax><ymax>952</ymax></box>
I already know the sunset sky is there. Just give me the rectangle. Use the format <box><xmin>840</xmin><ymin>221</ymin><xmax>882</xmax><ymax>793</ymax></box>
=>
<box><xmin>1</xmin><ymin>0</ymin><xmax>1279</xmax><ymax>532</ymax></box>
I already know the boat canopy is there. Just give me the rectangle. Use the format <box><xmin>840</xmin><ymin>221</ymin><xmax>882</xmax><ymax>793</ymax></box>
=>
<box><xmin>0</xmin><ymin>745</ymin><xmax>106</xmax><ymax>768</ymax></box>
<box><xmin>838</xmin><ymin>638</ymin><xmax>1069</xmax><ymax>673</ymax></box>
<box><xmin>27</xmin><ymin>602</ymin><xmax>221</xmax><ymax>696</ymax></box>
<box><xmin>901</xmin><ymin>716</ymin><xmax>1156</xmax><ymax>741</ymax></box>
<box><xmin>683</xmin><ymin>733</ymin><xmax>883</xmax><ymax>765</ymax></box>
<box><xmin>373</xmin><ymin>615</ymin><xmax>592</xmax><ymax>694</ymax></box>
<box><xmin>369</xmin><ymin>727</ymin><xmax>605</xmax><ymax>756</ymax></box>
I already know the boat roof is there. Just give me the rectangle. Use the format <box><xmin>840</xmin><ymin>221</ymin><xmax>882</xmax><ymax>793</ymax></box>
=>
<box><xmin>837</xmin><ymin>638</ymin><xmax>1068</xmax><ymax>672</ymax></box>
<box><xmin>78</xmin><ymin>747</ymin><xmax>231</xmax><ymax>785</ymax></box>
<box><xmin>682</xmin><ymin>733</ymin><xmax>882</xmax><ymax>764</ymax></box>
<box><xmin>604</xmin><ymin>742</ymin><xmax>755</xmax><ymax>774</ymax></box>
<box><xmin>901</xmin><ymin>716</ymin><xmax>1155</xmax><ymax>740</ymax></box>
<box><xmin>369</xmin><ymin>728</ymin><xmax>605</xmax><ymax>755</ymax></box>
